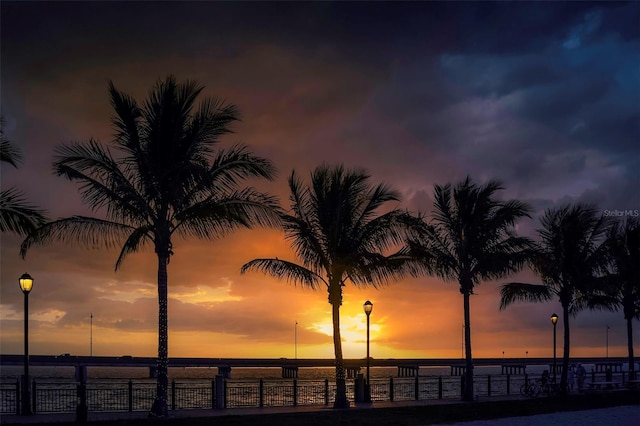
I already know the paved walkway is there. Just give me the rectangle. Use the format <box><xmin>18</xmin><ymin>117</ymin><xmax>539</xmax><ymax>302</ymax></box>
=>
<box><xmin>1</xmin><ymin>396</ymin><xmax>638</xmax><ymax>425</ymax></box>
<box><xmin>2</xmin><ymin>397</ymin><xmax>480</xmax><ymax>424</ymax></box>
<box><xmin>434</xmin><ymin>405</ymin><xmax>640</xmax><ymax>426</ymax></box>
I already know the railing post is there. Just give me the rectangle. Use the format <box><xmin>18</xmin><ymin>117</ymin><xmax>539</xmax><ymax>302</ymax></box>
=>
<box><xmin>524</xmin><ymin>373</ymin><xmax>529</xmax><ymax>388</ymax></box>
<box><xmin>224</xmin><ymin>379</ymin><xmax>228</xmax><ymax>409</ymax></box>
<box><xmin>324</xmin><ymin>379</ymin><xmax>329</xmax><ymax>405</ymax></box>
<box><xmin>389</xmin><ymin>377</ymin><xmax>394</xmax><ymax>402</ymax></box>
<box><xmin>211</xmin><ymin>380</ymin><xmax>215</xmax><ymax>409</ymax></box>
<box><xmin>460</xmin><ymin>375</ymin><xmax>465</xmax><ymax>399</ymax></box>
<box><xmin>506</xmin><ymin>374</ymin><xmax>510</xmax><ymax>395</ymax></box>
<box><xmin>76</xmin><ymin>381</ymin><xmax>87</xmax><ymax>423</ymax></box>
<box><xmin>31</xmin><ymin>380</ymin><xmax>36</xmax><ymax>414</ymax></box>
<box><xmin>487</xmin><ymin>375</ymin><xmax>491</xmax><ymax>397</ymax></box>
<box><xmin>259</xmin><ymin>379</ymin><xmax>264</xmax><ymax>408</ymax></box>
<box><xmin>171</xmin><ymin>380</ymin><xmax>176</xmax><ymax>411</ymax></box>
<box><xmin>354</xmin><ymin>374</ymin><xmax>364</xmax><ymax>403</ymax></box>
<box><xmin>438</xmin><ymin>376</ymin><xmax>443</xmax><ymax>399</ymax></box>
<box><xmin>15</xmin><ymin>380</ymin><xmax>20</xmax><ymax>415</ymax></box>
<box><xmin>214</xmin><ymin>375</ymin><xmax>224</xmax><ymax>409</ymax></box>
<box><xmin>128</xmin><ymin>380</ymin><xmax>133</xmax><ymax>412</ymax></box>
<box><xmin>293</xmin><ymin>379</ymin><xmax>298</xmax><ymax>406</ymax></box>
<box><xmin>591</xmin><ymin>368</ymin><xmax>596</xmax><ymax>382</ymax></box>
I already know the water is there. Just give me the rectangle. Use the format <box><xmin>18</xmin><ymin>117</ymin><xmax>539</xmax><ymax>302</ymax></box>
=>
<box><xmin>0</xmin><ymin>364</ymin><xmax>554</xmax><ymax>383</ymax></box>
<box><xmin>0</xmin><ymin>363</ymin><xmax>620</xmax><ymax>413</ymax></box>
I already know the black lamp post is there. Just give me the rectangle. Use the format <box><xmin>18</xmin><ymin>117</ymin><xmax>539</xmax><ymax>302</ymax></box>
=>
<box><xmin>551</xmin><ymin>313</ymin><xmax>558</xmax><ymax>383</ymax></box>
<box><xmin>19</xmin><ymin>273</ymin><xmax>34</xmax><ymax>415</ymax></box>
<box><xmin>363</xmin><ymin>300</ymin><xmax>373</xmax><ymax>402</ymax></box>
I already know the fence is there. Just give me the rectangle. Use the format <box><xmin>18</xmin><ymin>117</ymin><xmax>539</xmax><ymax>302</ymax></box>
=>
<box><xmin>1</xmin><ymin>370</ymin><xmax>634</xmax><ymax>416</ymax></box>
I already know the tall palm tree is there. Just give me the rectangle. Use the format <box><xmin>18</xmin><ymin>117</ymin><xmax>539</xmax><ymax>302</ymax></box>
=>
<box><xmin>20</xmin><ymin>76</ymin><xmax>281</xmax><ymax>417</ymax></box>
<box><xmin>500</xmin><ymin>204</ymin><xmax>611</xmax><ymax>394</ymax></box>
<box><xmin>407</xmin><ymin>176</ymin><xmax>532</xmax><ymax>401</ymax></box>
<box><xmin>241</xmin><ymin>165</ymin><xmax>417</xmax><ymax>408</ymax></box>
<box><xmin>588</xmin><ymin>216</ymin><xmax>640</xmax><ymax>379</ymax></box>
<box><xmin>0</xmin><ymin>116</ymin><xmax>47</xmax><ymax>235</ymax></box>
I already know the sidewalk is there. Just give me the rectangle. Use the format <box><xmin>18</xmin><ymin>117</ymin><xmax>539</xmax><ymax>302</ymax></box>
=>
<box><xmin>1</xmin><ymin>394</ymin><xmax>637</xmax><ymax>425</ymax></box>
<box><xmin>0</xmin><ymin>396</ymin><xmax>517</xmax><ymax>424</ymax></box>
<box><xmin>438</xmin><ymin>405</ymin><xmax>640</xmax><ymax>426</ymax></box>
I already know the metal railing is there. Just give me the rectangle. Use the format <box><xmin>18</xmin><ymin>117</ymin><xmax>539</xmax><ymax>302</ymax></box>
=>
<box><xmin>1</xmin><ymin>370</ymin><xmax>635</xmax><ymax>415</ymax></box>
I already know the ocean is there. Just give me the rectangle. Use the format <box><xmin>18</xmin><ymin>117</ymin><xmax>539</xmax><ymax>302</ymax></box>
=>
<box><xmin>0</xmin><ymin>364</ymin><xmax>559</xmax><ymax>383</ymax></box>
<box><xmin>0</xmin><ymin>363</ymin><xmax>617</xmax><ymax>412</ymax></box>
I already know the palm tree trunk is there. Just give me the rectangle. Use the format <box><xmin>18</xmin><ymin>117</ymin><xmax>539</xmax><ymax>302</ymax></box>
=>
<box><xmin>149</xmin><ymin>254</ymin><xmax>169</xmax><ymax>417</ymax></box>
<box><xmin>560</xmin><ymin>307</ymin><xmax>570</xmax><ymax>395</ymax></box>
<box><xmin>462</xmin><ymin>291</ymin><xmax>474</xmax><ymax>401</ymax></box>
<box><xmin>329</xmin><ymin>284</ymin><xmax>348</xmax><ymax>409</ymax></box>
<box><xmin>627</xmin><ymin>317</ymin><xmax>635</xmax><ymax>380</ymax></box>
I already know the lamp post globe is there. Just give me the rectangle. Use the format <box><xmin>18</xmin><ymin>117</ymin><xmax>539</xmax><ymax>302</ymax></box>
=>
<box><xmin>363</xmin><ymin>300</ymin><xmax>373</xmax><ymax>402</ymax></box>
<box><xmin>19</xmin><ymin>273</ymin><xmax>34</xmax><ymax>415</ymax></box>
<box><xmin>551</xmin><ymin>313</ymin><xmax>558</xmax><ymax>383</ymax></box>
<box><xmin>19</xmin><ymin>273</ymin><xmax>33</xmax><ymax>294</ymax></box>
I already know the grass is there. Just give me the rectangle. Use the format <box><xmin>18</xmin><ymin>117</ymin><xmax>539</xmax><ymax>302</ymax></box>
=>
<box><xmin>4</xmin><ymin>391</ymin><xmax>638</xmax><ymax>426</ymax></box>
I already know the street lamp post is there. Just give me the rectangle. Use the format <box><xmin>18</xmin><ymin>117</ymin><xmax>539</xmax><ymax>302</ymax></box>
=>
<box><xmin>551</xmin><ymin>313</ymin><xmax>558</xmax><ymax>383</ymax></box>
<box><xmin>363</xmin><ymin>300</ymin><xmax>373</xmax><ymax>403</ymax></box>
<box><xmin>19</xmin><ymin>273</ymin><xmax>34</xmax><ymax>415</ymax></box>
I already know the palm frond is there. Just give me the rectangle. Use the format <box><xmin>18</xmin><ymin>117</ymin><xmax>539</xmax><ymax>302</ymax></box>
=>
<box><xmin>0</xmin><ymin>140</ymin><xmax>21</xmax><ymax>167</ymax></box>
<box><xmin>0</xmin><ymin>188</ymin><xmax>48</xmax><ymax>235</ymax></box>
<box><xmin>499</xmin><ymin>282</ymin><xmax>553</xmax><ymax>310</ymax></box>
<box><xmin>240</xmin><ymin>258</ymin><xmax>325</xmax><ymax>290</ymax></box>
<box><xmin>0</xmin><ymin>116</ymin><xmax>21</xmax><ymax>167</ymax></box>
<box><xmin>114</xmin><ymin>225</ymin><xmax>153</xmax><ymax>270</ymax></box>
<box><xmin>204</xmin><ymin>145</ymin><xmax>277</xmax><ymax>191</ymax></box>
<box><xmin>108</xmin><ymin>80</ymin><xmax>142</xmax><ymax>153</ymax></box>
<box><xmin>174</xmin><ymin>189</ymin><xmax>282</xmax><ymax>239</ymax></box>
<box><xmin>53</xmin><ymin>141</ymin><xmax>151</xmax><ymax>223</ymax></box>
<box><xmin>423</xmin><ymin>176</ymin><xmax>532</xmax><ymax>288</ymax></box>
<box><xmin>20</xmin><ymin>216</ymin><xmax>136</xmax><ymax>258</ymax></box>
<box><xmin>347</xmin><ymin>250</ymin><xmax>417</xmax><ymax>287</ymax></box>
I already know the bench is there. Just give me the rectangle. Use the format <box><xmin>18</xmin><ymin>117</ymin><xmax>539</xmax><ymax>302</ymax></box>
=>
<box><xmin>625</xmin><ymin>379</ymin><xmax>640</xmax><ymax>389</ymax></box>
<box><xmin>588</xmin><ymin>381</ymin><xmax>620</xmax><ymax>391</ymax></box>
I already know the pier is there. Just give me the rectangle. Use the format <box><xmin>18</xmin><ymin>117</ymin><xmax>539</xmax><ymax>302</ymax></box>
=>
<box><xmin>1</xmin><ymin>355</ymin><xmax>631</xmax><ymax>380</ymax></box>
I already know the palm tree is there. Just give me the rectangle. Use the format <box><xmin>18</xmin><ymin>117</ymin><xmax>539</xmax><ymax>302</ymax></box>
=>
<box><xmin>241</xmin><ymin>165</ymin><xmax>417</xmax><ymax>408</ymax></box>
<box><xmin>20</xmin><ymin>76</ymin><xmax>281</xmax><ymax>417</ymax></box>
<box><xmin>0</xmin><ymin>116</ymin><xmax>47</xmax><ymax>235</ymax></box>
<box><xmin>588</xmin><ymin>216</ymin><xmax>640</xmax><ymax>379</ymax></box>
<box><xmin>407</xmin><ymin>176</ymin><xmax>532</xmax><ymax>401</ymax></box>
<box><xmin>500</xmin><ymin>204</ymin><xmax>611</xmax><ymax>394</ymax></box>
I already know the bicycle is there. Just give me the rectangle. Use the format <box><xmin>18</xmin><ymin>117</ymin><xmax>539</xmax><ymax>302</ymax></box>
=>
<box><xmin>520</xmin><ymin>381</ymin><xmax>540</xmax><ymax>397</ymax></box>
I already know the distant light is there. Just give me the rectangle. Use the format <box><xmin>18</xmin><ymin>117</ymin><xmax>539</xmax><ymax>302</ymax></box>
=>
<box><xmin>550</xmin><ymin>313</ymin><xmax>558</xmax><ymax>325</ymax></box>
<box><xmin>19</xmin><ymin>273</ymin><xmax>33</xmax><ymax>294</ymax></box>
<box><xmin>363</xmin><ymin>300</ymin><xmax>373</xmax><ymax>316</ymax></box>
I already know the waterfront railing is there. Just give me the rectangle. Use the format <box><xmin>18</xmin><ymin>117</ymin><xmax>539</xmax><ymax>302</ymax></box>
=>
<box><xmin>0</xmin><ymin>370</ymin><xmax>634</xmax><ymax>415</ymax></box>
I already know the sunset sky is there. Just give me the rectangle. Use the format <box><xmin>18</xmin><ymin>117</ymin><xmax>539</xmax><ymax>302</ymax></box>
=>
<box><xmin>1</xmin><ymin>1</ymin><xmax>638</xmax><ymax>361</ymax></box>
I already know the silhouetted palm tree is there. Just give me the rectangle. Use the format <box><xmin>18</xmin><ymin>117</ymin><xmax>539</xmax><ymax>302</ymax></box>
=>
<box><xmin>241</xmin><ymin>165</ymin><xmax>417</xmax><ymax>408</ymax></box>
<box><xmin>500</xmin><ymin>204</ymin><xmax>610</xmax><ymax>394</ymax></box>
<box><xmin>0</xmin><ymin>116</ymin><xmax>47</xmax><ymax>235</ymax></box>
<box><xmin>20</xmin><ymin>76</ymin><xmax>281</xmax><ymax>417</ymax></box>
<box><xmin>408</xmin><ymin>176</ymin><xmax>532</xmax><ymax>401</ymax></box>
<box><xmin>588</xmin><ymin>216</ymin><xmax>640</xmax><ymax>379</ymax></box>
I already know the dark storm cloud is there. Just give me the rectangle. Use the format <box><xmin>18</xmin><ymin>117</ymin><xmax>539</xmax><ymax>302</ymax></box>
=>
<box><xmin>1</xmin><ymin>1</ymin><xmax>638</xmax><ymax>357</ymax></box>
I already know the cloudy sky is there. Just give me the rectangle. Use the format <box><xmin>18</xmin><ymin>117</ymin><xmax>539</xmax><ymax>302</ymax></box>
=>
<box><xmin>1</xmin><ymin>1</ymin><xmax>638</xmax><ymax>360</ymax></box>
